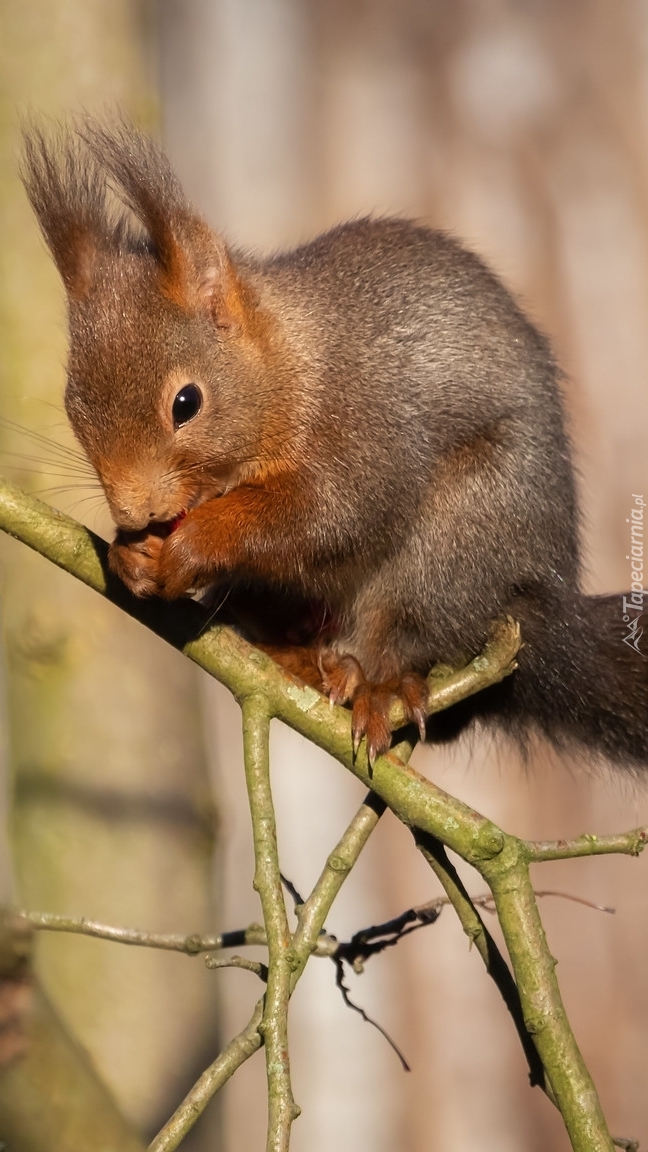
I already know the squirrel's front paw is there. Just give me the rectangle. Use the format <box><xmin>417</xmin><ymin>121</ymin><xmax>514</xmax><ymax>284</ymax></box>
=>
<box><xmin>109</xmin><ymin>529</ymin><xmax>165</xmax><ymax>597</ymax></box>
<box><xmin>156</xmin><ymin>515</ymin><xmax>216</xmax><ymax>599</ymax></box>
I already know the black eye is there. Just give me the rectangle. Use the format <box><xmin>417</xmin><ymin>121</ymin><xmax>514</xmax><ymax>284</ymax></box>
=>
<box><xmin>172</xmin><ymin>383</ymin><xmax>203</xmax><ymax>429</ymax></box>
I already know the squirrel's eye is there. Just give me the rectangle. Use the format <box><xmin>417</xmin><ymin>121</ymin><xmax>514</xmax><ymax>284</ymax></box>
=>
<box><xmin>172</xmin><ymin>383</ymin><xmax>203</xmax><ymax>429</ymax></box>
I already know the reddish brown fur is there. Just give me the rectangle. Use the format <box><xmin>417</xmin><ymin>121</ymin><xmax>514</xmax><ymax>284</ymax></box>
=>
<box><xmin>21</xmin><ymin>120</ymin><xmax>648</xmax><ymax>768</ymax></box>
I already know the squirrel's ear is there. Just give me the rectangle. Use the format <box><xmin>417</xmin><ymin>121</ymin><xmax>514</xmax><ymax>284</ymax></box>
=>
<box><xmin>80</xmin><ymin>120</ymin><xmax>254</xmax><ymax>329</ymax></box>
<box><xmin>158</xmin><ymin>219</ymin><xmax>254</xmax><ymax>331</ymax></box>
<box><xmin>199</xmin><ymin>251</ymin><xmax>256</xmax><ymax>331</ymax></box>
<box><xmin>21</xmin><ymin>127</ymin><xmax>108</xmax><ymax>300</ymax></box>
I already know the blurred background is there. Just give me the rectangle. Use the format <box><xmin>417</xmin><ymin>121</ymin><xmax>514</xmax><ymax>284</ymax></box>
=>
<box><xmin>2</xmin><ymin>1</ymin><xmax>648</xmax><ymax>1149</ymax></box>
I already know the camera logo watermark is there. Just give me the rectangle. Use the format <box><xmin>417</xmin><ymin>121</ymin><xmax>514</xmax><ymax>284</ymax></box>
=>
<box><xmin>622</xmin><ymin>494</ymin><xmax>645</xmax><ymax>655</ymax></box>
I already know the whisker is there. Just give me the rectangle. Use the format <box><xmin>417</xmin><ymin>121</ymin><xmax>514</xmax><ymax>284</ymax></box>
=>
<box><xmin>43</xmin><ymin>493</ymin><xmax>111</xmax><ymax>523</ymax></box>
<box><xmin>31</xmin><ymin>400</ymin><xmax>71</xmax><ymax>422</ymax></box>
<box><xmin>161</xmin><ymin>446</ymin><xmax>298</xmax><ymax>486</ymax></box>
<box><xmin>32</xmin><ymin>483</ymin><xmax>103</xmax><ymax>498</ymax></box>
<box><xmin>159</xmin><ymin>424</ymin><xmax>301</xmax><ymax>483</ymax></box>
<box><xmin>0</xmin><ymin>417</ymin><xmax>89</xmax><ymax>465</ymax></box>
<box><xmin>61</xmin><ymin>494</ymin><xmax>110</xmax><ymax>516</ymax></box>
<box><xmin>0</xmin><ymin>454</ymin><xmax>97</xmax><ymax>478</ymax></box>
<box><xmin>0</xmin><ymin>442</ymin><xmax>88</xmax><ymax>472</ymax></box>
<box><xmin>69</xmin><ymin>494</ymin><xmax>109</xmax><ymax>508</ymax></box>
<box><xmin>199</xmin><ymin>584</ymin><xmax>234</xmax><ymax>632</ymax></box>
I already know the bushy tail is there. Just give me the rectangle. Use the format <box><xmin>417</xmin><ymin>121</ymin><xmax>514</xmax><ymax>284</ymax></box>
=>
<box><xmin>434</xmin><ymin>592</ymin><xmax>648</xmax><ymax>772</ymax></box>
<box><xmin>508</xmin><ymin>592</ymin><xmax>648</xmax><ymax>770</ymax></box>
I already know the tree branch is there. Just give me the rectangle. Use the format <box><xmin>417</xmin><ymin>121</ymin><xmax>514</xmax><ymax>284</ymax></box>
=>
<box><xmin>289</xmin><ymin>790</ymin><xmax>388</xmax><ymax>984</ymax></box>
<box><xmin>204</xmin><ymin>956</ymin><xmax>268</xmax><ymax>980</ymax></box>
<box><xmin>526</xmin><ymin>829</ymin><xmax>648</xmax><ymax>862</ymax></box>
<box><xmin>22</xmin><ymin>911</ymin><xmax>266</xmax><ymax>953</ymax></box>
<box><xmin>147</xmin><ymin>793</ymin><xmax>387</xmax><ymax>1147</ymax></box>
<box><xmin>242</xmin><ymin>694</ymin><xmax>299</xmax><ymax>1152</ymax></box>
<box><xmin>414</xmin><ymin>832</ymin><xmax>548</xmax><ymax>1093</ymax></box>
<box><xmin>480</xmin><ymin>839</ymin><xmax>615</xmax><ymax>1151</ymax></box>
<box><xmin>0</xmin><ymin>478</ymin><xmax>640</xmax><ymax>1152</ymax></box>
<box><xmin>148</xmin><ymin>1000</ymin><xmax>265</xmax><ymax>1152</ymax></box>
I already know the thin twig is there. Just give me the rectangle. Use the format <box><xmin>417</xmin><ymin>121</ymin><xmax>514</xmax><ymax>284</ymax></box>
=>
<box><xmin>479</xmin><ymin>839</ymin><xmax>616</xmax><ymax>1151</ymax></box>
<box><xmin>289</xmin><ymin>789</ymin><xmax>389</xmax><ymax>982</ymax></box>
<box><xmin>279</xmin><ymin>874</ymin><xmax>304</xmax><ymax>911</ymax></box>
<box><xmin>508</xmin><ymin>891</ymin><xmax>615</xmax><ymax>915</ymax></box>
<box><xmin>242</xmin><ymin>694</ymin><xmax>299</xmax><ymax>1152</ymax></box>
<box><xmin>148</xmin><ymin>1000</ymin><xmax>265</xmax><ymax>1152</ymax></box>
<box><xmin>23</xmin><ymin>911</ymin><xmax>267</xmax><ymax>952</ymax></box>
<box><xmin>21</xmin><ymin>888</ymin><xmax>612</xmax><ymax>959</ymax></box>
<box><xmin>204</xmin><ymin>955</ymin><xmax>268</xmax><ymax>980</ymax></box>
<box><xmin>388</xmin><ymin>617</ymin><xmax>520</xmax><ymax>731</ymax></box>
<box><xmin>414</xmin><ymin>832</ymin><xmax>547</xmax><ymax>1093</ymax></box>
<box><xmin>148</xmin><ymin>791</ymin><xmax>386</xmax><ymax>1148</ymax></box>
<box><xmin>526</xmin><ymin>829</ymin><xmax>648</xmax><ymax>862</ymax></box>
<box><xmin>332</xmin><ymin>956</ymin><xmax>410</xmax><ymax>1071</ymax></box>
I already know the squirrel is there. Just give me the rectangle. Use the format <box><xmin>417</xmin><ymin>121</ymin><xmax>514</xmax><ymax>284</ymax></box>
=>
<box><xmin>21</xmin><ymin>120</ymin><xmax>648</xmax><ymax>767</ymax></box>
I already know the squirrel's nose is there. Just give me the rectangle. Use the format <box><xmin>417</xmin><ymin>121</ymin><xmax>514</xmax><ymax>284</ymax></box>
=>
<box><xmin>115</xmin><ymin>508</ymin><xmax>147</xmax><ymax>531</ymax></box>
<box><xmin>114</xmin><ymin>500</ymin><xmax>174</xmax><ymax>532</ymax></box>
<box><xmin>104</xmin><ymin>470</ymin><xmax>174</xmax><ymax>530</ymax></box>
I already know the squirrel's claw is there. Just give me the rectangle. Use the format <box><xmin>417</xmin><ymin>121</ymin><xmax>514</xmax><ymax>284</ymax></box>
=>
<box><xmin>318</xmin><ymin>648</ymin><xmax>365</xmax><ymax>706</ymax></box>
<box><xmin>400</xmin><ymin>673</ymin><xmax>430</xmax><ymax>743</ymax></box>
<box><xmin>351</xmin><ymin>687</ymin><xmax>392</xmax><ymax>764</ymax></box>
<box><xmin>349</xmin><ymin>671</ymin><xmax>430</xmax><ymax>764</ymax></box>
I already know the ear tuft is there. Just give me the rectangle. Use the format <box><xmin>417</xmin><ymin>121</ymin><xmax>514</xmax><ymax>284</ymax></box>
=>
<box><xmin>22</xmin><ymin>117</ymin><xmax>256</xmax><ymax>329</ymax></box>
<box><xmin>80</xmin><ymin>118</ymin><xmax>254</xmax><ymax>327</ymax></box>
<box><xmin>21</xmin><ymin>124</ymin><xmax>110</xmax><ymax>299</ymax></box>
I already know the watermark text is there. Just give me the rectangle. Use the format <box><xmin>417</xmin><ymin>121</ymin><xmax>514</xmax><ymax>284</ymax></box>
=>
<box><xmin>622</xmin><ymin>494</ymin><xmax>645</xmax><ymax>655</ymax></box>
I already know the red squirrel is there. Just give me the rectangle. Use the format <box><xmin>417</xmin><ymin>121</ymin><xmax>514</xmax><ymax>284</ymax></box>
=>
<box><xmin>21</xmin><ymin>120</ymin><xmax>648</xmax><ymax>766</ymax></box>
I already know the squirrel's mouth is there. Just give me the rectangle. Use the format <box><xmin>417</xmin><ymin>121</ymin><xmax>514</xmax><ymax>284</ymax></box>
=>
<box><xmin>167</xmin><ymin>509</ymin><xmax>187</xmax><ymax>534</ymax></box>
<box><xmin>148</xmin><ymin>480</ymin><xmax>226</xmax><ymax>535</ymax></box>
<box><xmin>144</xmin><ymin>509</ymin><xmax>187</xmax><ymax>537</ymax></box>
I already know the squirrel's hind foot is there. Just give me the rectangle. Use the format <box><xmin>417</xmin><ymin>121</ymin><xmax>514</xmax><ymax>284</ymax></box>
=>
<box><xmin>319</xmin><ymin>649</ymin><xmax>429</xmax><ymax>764</ymax></box>
<box><xmin>257</xmin><ymin>642</ymin><xmax>429</xmax><ymax>765</ymax></box>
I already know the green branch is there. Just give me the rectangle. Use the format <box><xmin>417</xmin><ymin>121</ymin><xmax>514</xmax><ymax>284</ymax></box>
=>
<box><xmin>0</xmin><ymin>477</ymin><xmax>642</xmax><ymax>1152</ymax></box>
<box><xmin>414</xmin><ymin>832</ymin><xmax>548</xmax><ymax>1094</ymax></box>
<box><xmin>289</xmin><ymin>790</ymin><xmax>388</xmax><ymax>983</ymax></box>
<box><xmin>242</xmin><ymin>695</ymin><xmax>299</xmax><ymax>1152</ymax></box>
<box><xmin>22</xmin><ymin>911</ymin><xmax>266</xmax><ymax>954</ymax></box>
<box><xmin>526</xmin><ymin>829</ymin><xmax>648</xmax><ymax>862</ymax></box>
<box><xmin>480</xmin><ymin>839</ymin><xmax>614</xmax><ymax>1151</ymax></box>
<box><xmin>0</xmin><ymin>477</ymin><xmax>521</xmax><ymax>778</ymax></box>
<box><xmin>148</xmin><ymin>1000</ymin><xmax>265</xmax><ymax>1152</ymax></box>
<box><xmin>146</xmin><ymin>793</ymin><xmax>387</xmax><ymax>1147</ymax></box>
